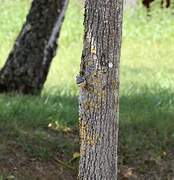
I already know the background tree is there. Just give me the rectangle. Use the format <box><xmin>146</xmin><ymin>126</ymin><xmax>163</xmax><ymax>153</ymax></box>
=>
<box><xmin>142</xmin><ymin>0</ymin><xmax>171</xmax><ymax>11</ymax></box>
<box><xmin>0</xmin><ymin>0</ymin><xmax>68</xmax><ymax>94</ymax></box>
<box><xmin>78</xmin><ymin>0</ymin><xmax>123</xmax><ymax>179</ymax></box>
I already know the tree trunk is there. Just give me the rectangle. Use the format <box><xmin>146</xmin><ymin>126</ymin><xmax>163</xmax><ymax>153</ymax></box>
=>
<box><xmin>0</xmin><ymin>0</ymin><xmax>68</xmax><ymax>94</ymax></box>
<box><xmin>78</xmin><ymin>0</ymin><xmax>123</xmax><ymax>179</ymax></box>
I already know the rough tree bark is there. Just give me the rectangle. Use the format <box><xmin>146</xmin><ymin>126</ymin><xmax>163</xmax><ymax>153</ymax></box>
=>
<box><xmin>0</xmin><ymin>0</ymin><xmax>68</xmax><ymax>94</ymax></box>
<box><xmin>77</xmin><ymin>0</ymin><xmax>123</xmax><ymax>179</ymax></box>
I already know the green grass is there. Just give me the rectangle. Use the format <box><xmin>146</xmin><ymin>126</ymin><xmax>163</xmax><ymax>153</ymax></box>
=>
<box><xmin>0</xmin><ymin>0</ymin><xmax>174</xmax><ymax>164</ymax></box>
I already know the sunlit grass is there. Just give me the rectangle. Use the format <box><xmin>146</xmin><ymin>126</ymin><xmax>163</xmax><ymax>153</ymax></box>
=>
<box><xmin>0</xmin><ymin>0</ymin><xmax>31</xmax><ymax>66</ymax></box>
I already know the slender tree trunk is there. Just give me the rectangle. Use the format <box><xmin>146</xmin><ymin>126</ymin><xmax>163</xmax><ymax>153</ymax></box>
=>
<box><xmin>0</xmin><ymin>0</ymin><xmax>68</xmax><ymax>94</ymax></box>
<box><xmin>78</xmin><ymin>0</ymin><xmax>123</xmax><ymax>179</ymax></box>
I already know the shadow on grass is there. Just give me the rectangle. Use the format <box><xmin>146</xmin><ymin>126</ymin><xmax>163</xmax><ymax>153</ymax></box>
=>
<box><xmin>0</xmin><ymin>90</ymin><xmax>79</xmax><ymax>128</ymax></box>
<box><xmin>0</xmin><ymin>87</ymin><xmax>173</xmax><ymax>153</ymax></box>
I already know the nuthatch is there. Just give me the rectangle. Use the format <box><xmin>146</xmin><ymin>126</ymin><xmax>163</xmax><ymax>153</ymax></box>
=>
<box><xmin>76</xmin><ymin>75</ymin><xmax>86</xmax><ymax>88</ymax></box>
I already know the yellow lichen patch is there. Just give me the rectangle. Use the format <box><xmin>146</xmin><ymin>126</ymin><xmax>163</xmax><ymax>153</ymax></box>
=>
<box><xmin>97</xmin><ymin>90</ymin><xmax>106</xmax><ymax>97</ymax></box>
<box><xmin>86</xmin><ymin>133</ymin><xmax>100</xmax><ymax>147</ymax></box>
<box><xmin>92</xmin><ymin>78</ymin><xmax>102</xmax><ymax>86</ymax></box>
<box><xmin>111</xmin><ymin>80</ymin><xmax>119</xmax><ymax>89</ymax></box>
<box><xmin>91</xmin><ymin>37</ymin><xmax>97</xmax><ymax>54</ymax></box>
<box><xmin>80</xmin><ymin>120</ymin><xmax>100</xmax><ymax>148</ymax></box>
<box><xmin>91</xmin><ymin>47</ymin><xmax>97</xmax><ymax>54</ymax></box>
<box><xmin>93</xmin><ymin>88</ymin><xmax>106</xmax><ymax>98</ymax></box>
<box><xmin>83</xmin><ymin>100</ymin><xmax>97</xmax><ymax>111</ymax></box>
<box><xmin>83</xmin><ymin>101</ymin><xmax>90</xmax><ymax>110</ymax></box>
<box><xmin>80</xmin><ymin>120</ymin><xmax>88</xmax><ymax>140</ymax></box>
<box><xmin>86</xmin><ymin>137</ymin><xmax>96</xmax><ymax>146</ymax></box>
<box><xmin>79</xmin><ymin>120</ymin><xmax>88</xmax><ymax>156</ymax></box>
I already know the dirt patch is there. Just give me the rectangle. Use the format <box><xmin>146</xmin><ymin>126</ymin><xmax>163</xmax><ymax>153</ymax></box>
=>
<box><xmin>0</xmin><ymin>127</ymin><xmax>173</xmax><ymax>180</ymax></box>
<box><xmin>0</xmin><ymin>127</ymin><xmax>78</xmax><ymax>180</ymax></box>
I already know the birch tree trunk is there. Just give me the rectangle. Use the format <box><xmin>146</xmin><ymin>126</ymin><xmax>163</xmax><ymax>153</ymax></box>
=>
<box><xmin>78</xmin><ymin>0</ymin><xmax>123</xmax><ymax>179</ymax></box>
<box><xmin>0</xmin><ymin>0</ymin><xmax>68</xmax><ymax>94</ymax></box>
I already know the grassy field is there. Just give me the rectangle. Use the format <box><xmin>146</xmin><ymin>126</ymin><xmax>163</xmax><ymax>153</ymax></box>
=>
<box><xmin>0</xmin><ymin>0</ymin><xmax>174</xmax><ymax>179</ymax></box>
